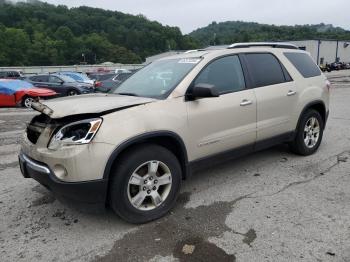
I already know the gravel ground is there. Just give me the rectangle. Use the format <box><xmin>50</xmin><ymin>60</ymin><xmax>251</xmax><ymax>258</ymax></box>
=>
<box><xmin>1</xmin><ymin>71</ymin><xmax>350</xmax><ymax>262</ymax></box>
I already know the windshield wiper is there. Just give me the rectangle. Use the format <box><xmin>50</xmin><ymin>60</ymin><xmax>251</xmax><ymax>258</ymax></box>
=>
<box><xmin>116</xmin><ymin>92</ymin><xmax>139</xmax><ymax>97</ymax></box>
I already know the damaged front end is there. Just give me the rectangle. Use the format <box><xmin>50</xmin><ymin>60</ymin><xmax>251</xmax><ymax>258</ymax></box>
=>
<box><xmin>20</xmin><ymin>110</ymin><xmax>120</xmax><ymax>206</ymax></box>
<box><xmin>26</xmin><ymin>112</ymin><xmax>104</xmax><ymax>147</ymax></box>
<box><xmin>20</xmin><ymin>95</ymin><xmax>157</xmax><ymax>207</ymax></box>
<box><xmin>31</xmin><ymin>101</ymin><xmax>54</xmax><ymax>116</ymax></box>
<box><xmin>27</xmin><ymin>96</ymin><xmax>154</xmax><ymax>147</ymax></box>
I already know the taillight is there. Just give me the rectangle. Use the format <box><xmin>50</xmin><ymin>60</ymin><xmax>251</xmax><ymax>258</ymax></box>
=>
<box><xmin>94</xmin><ymin>81</ymin><xmax>102</xmax><ymax>87</ymax></box>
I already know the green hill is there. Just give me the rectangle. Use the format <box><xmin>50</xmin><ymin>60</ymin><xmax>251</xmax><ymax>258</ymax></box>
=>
<box><xmin>189</xmin><ymin>21</ymin><xmax>350</xmax><ymax>47</ymax></box>
<box><xmin>0</xmin><ymin>0</ymin><xmax>198</xmax><ymax>66</ymax></box>
<box><xmin>2</xmin><ymin>1</ymin><xmax>350</xmax><ymax>67</ymax></box>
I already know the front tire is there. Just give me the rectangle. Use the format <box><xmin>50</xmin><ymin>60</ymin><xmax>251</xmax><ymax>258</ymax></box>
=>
<box><xmin>22</xmin><ymin>96</ymin><xmax>34</xmax><ymax>108</ymax></box>
<box><xmin>289</xmin><ymin>109</ymin><xmax>324</xmax><ymax>155</ymax></box>
<box><xmin>109</xmin><ymin>144</ymin><xmax>182</xmax><ymax>224</ymax></box>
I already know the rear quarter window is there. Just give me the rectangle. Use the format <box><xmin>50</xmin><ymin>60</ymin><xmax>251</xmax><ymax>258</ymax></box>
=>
<box><xmin>31</xmin><ymin>75</ymin><xmax>49</xmax><ymax>82</ymax></box>
<box><xmin>284</xmin><ymin>52</ymin><xmax>321</xmax><ymax>78</ymax></box>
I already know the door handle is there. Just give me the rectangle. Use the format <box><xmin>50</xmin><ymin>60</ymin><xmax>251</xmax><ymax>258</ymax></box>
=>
<box><xmin>240</xmin><ymin>99</ymin><xmax>253</xmax><ymax>106</ymax></box>
<box><xmin>287</xmin><ymin>90</ymin><xmax>296</xmax><ymax>96</ymax></box>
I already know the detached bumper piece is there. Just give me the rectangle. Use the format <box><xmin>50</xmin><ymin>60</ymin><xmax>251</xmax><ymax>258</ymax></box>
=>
<box><xmin>19</xmin><ymin>153</ymin><xmax>108</xmax><ymax>206</ymax></box>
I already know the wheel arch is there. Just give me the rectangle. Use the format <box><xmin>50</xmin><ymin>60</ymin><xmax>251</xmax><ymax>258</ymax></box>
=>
<box><xmin>103</xmin><ymin>131</ymin><xmax>190</xmax><ymax>181</ymax></box>
<box><xmin>20</xmin><ymin>94</ymin><xmax>33</xmax><ymax>107</ymax></box>
<box><xmin>296</xmin><ymin>100</ymin><xmax>327</xmax><ymax>131</ymax></box>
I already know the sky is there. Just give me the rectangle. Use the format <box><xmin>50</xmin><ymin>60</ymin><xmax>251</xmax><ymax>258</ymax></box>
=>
<box><xmin>27</xmin><ymin>0</ymin><xmax>350</xmax><ymax>33</ymax></box>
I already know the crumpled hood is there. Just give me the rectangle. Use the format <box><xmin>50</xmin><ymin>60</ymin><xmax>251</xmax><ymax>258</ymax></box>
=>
<box><xmin>34</xmin><ymin>93</ymin><xmax>156</xmax><ymax>118</ymax></box>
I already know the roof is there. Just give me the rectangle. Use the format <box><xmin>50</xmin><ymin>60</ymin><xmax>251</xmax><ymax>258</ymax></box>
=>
<box><xmin>158</xmin><ymin>42</ymin><xmax>304</xmax><ymax>61</ymax></box>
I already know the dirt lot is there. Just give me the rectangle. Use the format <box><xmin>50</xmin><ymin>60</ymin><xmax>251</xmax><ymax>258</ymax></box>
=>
<box><xmin>1</xmin><ymin>71</ymin><xmax>350</xmax><ymax>262</ymax></box>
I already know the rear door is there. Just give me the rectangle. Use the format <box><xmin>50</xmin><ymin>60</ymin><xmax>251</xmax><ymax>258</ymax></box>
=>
<box><xmin>186</xmin><ymin>55</ymin><xmax>257</xmax><ymax>160</ymax></box>
<box><xmin>30</xmin><ymin>75</ymin><xmax>49</xmax><ymax>88</ymax></box>
<box><xmin>244</xmin><ymin>53</ymin><xmax>298</xmax><ymax>141</ymax></box>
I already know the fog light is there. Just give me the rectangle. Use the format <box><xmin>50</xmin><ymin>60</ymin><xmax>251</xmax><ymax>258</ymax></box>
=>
<box><xmin>53</xmin><ymin>164</ymin><xmax>67</xmax><ymax>179</ymax></box>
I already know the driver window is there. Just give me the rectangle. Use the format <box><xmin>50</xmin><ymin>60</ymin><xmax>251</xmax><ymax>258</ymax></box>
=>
<box><xmin>194</xmin><ymin>55</ymin><xmax>246</xmax><ymax>94</ymax></box>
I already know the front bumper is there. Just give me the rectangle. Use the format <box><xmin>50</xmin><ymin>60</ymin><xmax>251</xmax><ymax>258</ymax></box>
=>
<box><xmin>19</xmin><ymin>152</ymin><xmax>108</xmax><ymax>205</ymax></box>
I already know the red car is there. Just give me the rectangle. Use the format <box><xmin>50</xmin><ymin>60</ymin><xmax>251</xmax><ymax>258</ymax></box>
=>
<box><xmin>0</xmin><ymin>79</ymin><xmax>57</xmax><ymax>108</ymax></box>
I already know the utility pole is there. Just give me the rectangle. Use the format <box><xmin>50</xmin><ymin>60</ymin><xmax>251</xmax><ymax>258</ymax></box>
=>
<box><xmin>82</xmin><ymin>53</ymin><xmax>86</xmax><ymax>63</ymax></box>
<box><xmin>316</xmin><ymin>40</ymin><xmax>321</xmax><ymax>65</ymax></box>
<box><xmin>335</xmin><ymin>40</ymin><xmax>339</xmax><ymax>62</ymax></box>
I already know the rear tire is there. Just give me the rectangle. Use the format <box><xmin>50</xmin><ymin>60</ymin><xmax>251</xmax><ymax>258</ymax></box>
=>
<box><xmin>109</xmin><ymin>144</ymin><xmax>182</xmax><ymax>224</ymax></box>
<box><xmin>289</xmin><ymin>109</ymin><xmax>324</xmax><ymax>155</ymax></box>
<box><xmin>67</xmin><ymin>89</ymin><xmax>79</xmax><ymax>96</ymax></box>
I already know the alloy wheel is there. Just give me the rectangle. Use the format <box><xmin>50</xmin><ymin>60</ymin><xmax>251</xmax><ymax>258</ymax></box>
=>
<box><xmin>127</xmin><ymin>160</ymin><xmax>172</xmax><ymax>211</ymax></box>
<box><xmin>24</xmin><ymin>97</ymin><xmax>34</xmax><ymax>108</ymax></box>
<box><xmin>303</xmin><ymin>117</ymin><xmax>320</xmax><ymax>148</ymax></box>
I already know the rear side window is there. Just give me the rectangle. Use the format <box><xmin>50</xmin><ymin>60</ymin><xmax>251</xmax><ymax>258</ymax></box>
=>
<box><xmin>194</xmin><ymin>55</ymin><xmax>246</xmax><ymax>94</ymax></box>
<box><xmin>30</xmin><ymin>75</ymin><xmax>48</xmax><ymax>82</ymax></box>
<box><xmin>284</xmin><ymin>52</ymin><xmax>321</xmax><ymax>78</ymax></box>
<box><xmin>49</xmin><ymin>76</ymin><xmax>62</xmax><ymax>83</ymax></box>
<box><xmin>10</xmin><ymin>71</ymin><xmax>20</xmax><ymax>77</ymax></box>
<box><xmin>29</xmin><ymin>76</ymin><xmax>39</xmax><ymax>81</ymax></box>
<box><xmin>245</xmin><ymin>53</ymin><xmax>286</xmax><ymax>87</ymax></box>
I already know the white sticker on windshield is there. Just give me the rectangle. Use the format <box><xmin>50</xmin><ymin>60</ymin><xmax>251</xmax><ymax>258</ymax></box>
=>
<box><xmin>178</xmin><ymin>58</ymin><xmax>201</xmax><ymax>64</ymax></box>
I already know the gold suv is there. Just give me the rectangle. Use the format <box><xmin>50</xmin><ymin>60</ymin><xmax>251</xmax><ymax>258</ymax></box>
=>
<box><xmin>19</xmin><ymin>43</ymin><xmax>330</xmax><ymax>223</ymax></box>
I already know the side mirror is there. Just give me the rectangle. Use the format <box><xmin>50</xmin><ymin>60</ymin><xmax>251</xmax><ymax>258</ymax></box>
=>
<box><xmin>187</xmin><ymin>83</ymin><xmax>220</xmax><ymax>100</ymax></box>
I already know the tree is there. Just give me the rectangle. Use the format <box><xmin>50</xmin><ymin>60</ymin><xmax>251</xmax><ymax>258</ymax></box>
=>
<box><xmin>189</xmin><ymin>21</ymin><xmax>350</xmax><ymax>47</ymax></box>
<box><xmin>0</xmin><ymin>28</ymin><xmax>30</xmax><ymax>66</ymax></box>
<box><xmin>0</xmin><ymin>1</ymin><xmax>199</xmax><ymax>65</ymax></box>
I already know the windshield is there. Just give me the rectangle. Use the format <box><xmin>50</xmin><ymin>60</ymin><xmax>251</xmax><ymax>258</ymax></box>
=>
<box><xmin>113</xmin><ymin>58</ymin><xmax>201</xmax><ymax>98</ymax></box>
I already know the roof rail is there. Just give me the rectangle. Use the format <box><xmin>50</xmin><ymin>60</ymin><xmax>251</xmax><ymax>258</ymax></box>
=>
<box><xmin>228</xmin><ymin>42</ymin><xmax>299</xmax><ymax>50</ymax></box>
<box><xmin>184</xmin><ymin>49</ymin><xmax>206</xmax><ymax>53</ymax></box>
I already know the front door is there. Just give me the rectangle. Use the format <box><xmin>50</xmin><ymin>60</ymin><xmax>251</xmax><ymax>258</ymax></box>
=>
<box><xmin>47</xmin><ymin>75</ymin><xmax>65</xmax><ymax>94</ymax></box>
<box><xmin>186</xmin><ymin>55</ymin><xmax>257</xmax><ymax>161</ymax></box>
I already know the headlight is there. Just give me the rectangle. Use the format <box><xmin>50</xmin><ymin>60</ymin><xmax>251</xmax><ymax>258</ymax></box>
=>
<box><xmin>48</xmin><ymin>118</ymin><xmax>102</xmax><ymax>150</ymax></box>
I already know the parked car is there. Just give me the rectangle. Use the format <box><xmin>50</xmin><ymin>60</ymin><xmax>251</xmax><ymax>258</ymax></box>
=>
<box><xmin>19</xmin><ymin>43</ymin><xmax>330</xmax><ymax>223</ymax></box>
<box><xmin>115</xmin><ymin>68</ymin><xmax>132</xmax><ymax>74</ymax></box>
<box><xmin>0</xmin><ymin>79</ymin><xmax>57</xmax><ymax>108</ymax></box>
<box><xmin>95</xmin><ymin>72</ymin><xmax>133</xmax><ymax>93</ymax></box>
<box><xmin>0</xmin><ymin>71</ymin><xmax>24</xmax><ymax>79</ymax></box>
<box><xmin>88</xmin><ymin>73</ymin><xmax>116</xmax><ymax>82</ymax></box>
<box><xmin>56</xmin><ymin>72</ymin><xmax>95</xmax><ymax>86</ymax></box>
<box><xmin>24</xmin><ymin>74</ymin><xmax>94</xmax><ymax>96</ymax></box>
<box><xmin>330</xmin><ymin>62</ymin><xmax>342</xmax><ymax>71</ymax></box>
